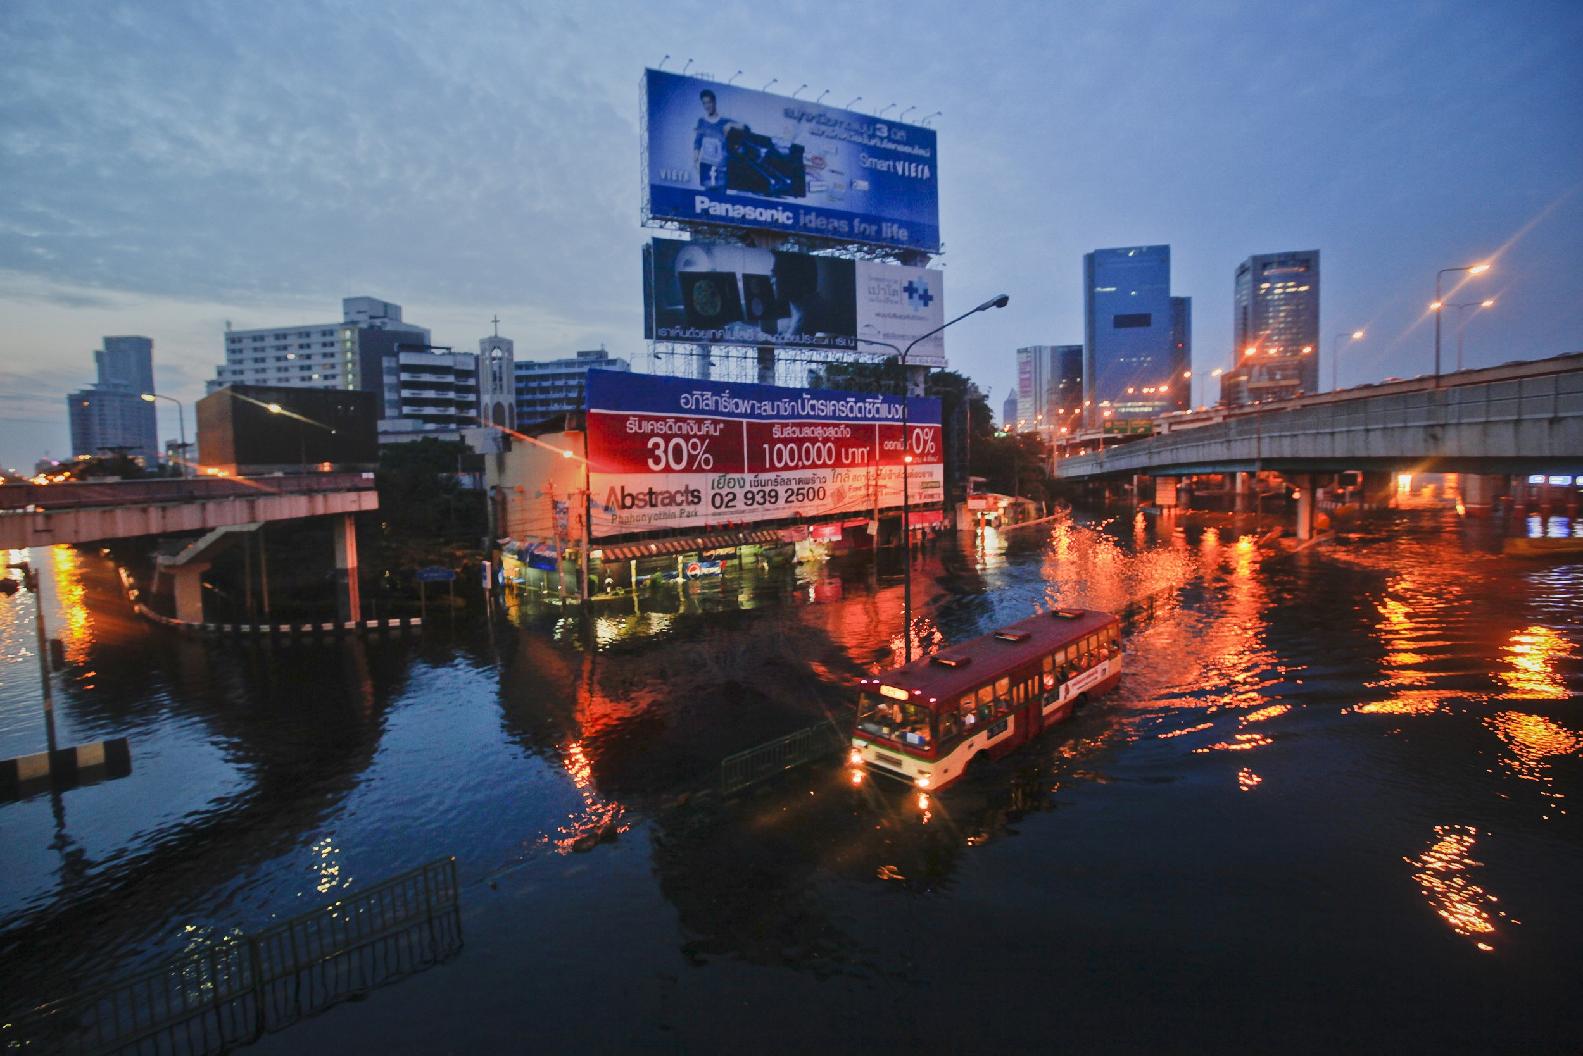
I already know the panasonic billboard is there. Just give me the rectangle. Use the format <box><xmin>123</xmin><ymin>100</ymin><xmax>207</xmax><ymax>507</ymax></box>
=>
<box><xmin>642</xmin><ymin>69</ymin><xmax>941</xmax><ymax>253</ymax></box>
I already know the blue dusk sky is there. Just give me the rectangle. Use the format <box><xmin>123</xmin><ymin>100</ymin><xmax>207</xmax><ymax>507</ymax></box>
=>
<box><xmin>2</xmin><ymin>0</ymin><xmax>1580</xmax><ymax>467</ymax></box>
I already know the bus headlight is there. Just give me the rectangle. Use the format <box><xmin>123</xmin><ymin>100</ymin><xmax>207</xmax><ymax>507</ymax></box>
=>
<box><xmin>847</xmin><ymin>747</ymin><xmax>863</xmax><ymax>766</ymax></box>
<box><xmin>915</xmin><ymin>774</ymin><xmax>931</xmax><ymax>789</ymax></box>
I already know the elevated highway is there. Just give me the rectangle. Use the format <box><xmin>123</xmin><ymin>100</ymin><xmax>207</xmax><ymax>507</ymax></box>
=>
<box><xmin>0</xmin><ymin>473</ymin><xmax>378</xmax><ymax>622</ymax></box>
<box><xmin>1054</xmin><ymin>352</ymin><xmax>1583</xmax><ymax>481</ymax></box>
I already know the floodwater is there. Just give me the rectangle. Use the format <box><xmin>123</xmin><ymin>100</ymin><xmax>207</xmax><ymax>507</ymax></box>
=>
<box><xmin>2</xmin><ymin>507</ymin><xmax>1580</xmax><ymax>1053</ymax></box>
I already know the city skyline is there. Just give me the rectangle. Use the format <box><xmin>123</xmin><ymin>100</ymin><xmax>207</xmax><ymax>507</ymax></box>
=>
<box><xmin>2</xmin><ymin>0</ymin><xmax>1580</xmax><ymax>466</ymax></box>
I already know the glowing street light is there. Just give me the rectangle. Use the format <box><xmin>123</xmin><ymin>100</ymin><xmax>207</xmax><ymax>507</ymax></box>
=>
<box><xmin>1330</xmin><ymin>329</ymin><xmax>1365</xmax><ymax>391</ymax></box>
<box><xmin>857</xmin><ymin>292</ymin><xmax>1009</xmax><ymax>662</ymax></box>
<box><xmin>1433</xmin><ymin>261</ymin><xmax>1492</xmax><ymax>384</ymax></box>
<box><xmin>1450</xmin><ymin>297</ymin><xmax>1498</xmax><ymax>371</ymax></box>
<box><xmin>140</xmin><ymin>391</ymin><xmax>189</xmax><ymax>477</ymax></box>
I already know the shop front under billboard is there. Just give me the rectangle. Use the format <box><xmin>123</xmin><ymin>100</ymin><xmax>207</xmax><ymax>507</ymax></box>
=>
<box><xmin>642</xmin><ymin>69</ymin><xmax>941</xmax><ymax>253</ymax></box>
<box><xmin>644</xmin><ymin>237</ymin><xmax>946</xmax><ymax>366</ymax></box>
<box><xmin>586</xmin><ymin>370</ymin><xmax>943</xmax><ymax>539</ymax></box>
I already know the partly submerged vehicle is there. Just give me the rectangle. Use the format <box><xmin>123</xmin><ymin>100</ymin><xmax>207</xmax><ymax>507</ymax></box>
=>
<box><xmin>848</xmin><ymin>608</ymin><xmax>1122</xmax><ymax>793</ymax></box>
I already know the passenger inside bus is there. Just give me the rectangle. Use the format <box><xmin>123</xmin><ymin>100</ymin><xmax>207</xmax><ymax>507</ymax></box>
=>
<box><xmin>857</xmin><ymin>693</ymin><xmax>933</xmax><ymax>748</ymax></box>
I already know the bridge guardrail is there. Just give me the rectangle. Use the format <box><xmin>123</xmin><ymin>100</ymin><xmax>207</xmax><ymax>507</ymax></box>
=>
<box><xmin>0</xmin><ymin>473</ymin><xmax>376</xmax><ymax>512</ymax></box>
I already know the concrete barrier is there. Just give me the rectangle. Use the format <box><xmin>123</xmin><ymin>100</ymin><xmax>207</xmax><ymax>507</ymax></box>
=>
<box><xmin>0</xmin><ymin>737</ymin><xmax>132</xmax><ymax>801</ymax></box>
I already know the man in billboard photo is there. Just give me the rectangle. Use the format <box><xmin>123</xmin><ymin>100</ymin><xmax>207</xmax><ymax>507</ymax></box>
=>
<box><xmin>692</xmin><ymin>89</ymin><xmax>739</xmax><ymax>190</ymax></box>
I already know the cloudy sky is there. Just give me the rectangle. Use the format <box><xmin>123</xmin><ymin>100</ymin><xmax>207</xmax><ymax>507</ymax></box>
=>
<box><xmin>2</xmin><ymin>0</ymin><xmax>1579</xmax><ymax>468</ymax></box>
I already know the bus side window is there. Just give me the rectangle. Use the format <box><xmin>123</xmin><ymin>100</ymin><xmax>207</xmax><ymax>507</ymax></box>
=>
<box><xmin>977</xmin><ymin>684</ymin><xmax>994</xmax><ymax>720</ymax></box>
<box><xmin>1042</xmin><ymin>654</ymin><xmax>1054</xmax><ymax>674</ymax></box>
<box><xmin>994</xmin><ymin>677</ymin><xmax>1011</xmax><ymax>717</ymax></box>
<box><xmin>960</xmin><ymin>694</ymin><xmax>977</xmax><ymax>727</ymax></box>
<box><xmin>938</xmin><ymin>711</ymin><xmax>959</xmax><ymax>742</ymax></box>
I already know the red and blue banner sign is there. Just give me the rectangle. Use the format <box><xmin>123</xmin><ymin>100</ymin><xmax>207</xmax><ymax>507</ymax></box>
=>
<box><xmin>585</xmin><ymin>370</ymin><xmax>943</xmax><ymax>539</ymax></box>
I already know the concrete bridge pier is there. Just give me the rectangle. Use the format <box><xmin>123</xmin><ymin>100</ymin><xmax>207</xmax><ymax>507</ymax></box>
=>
<box><xmin>1234</xmin><ymin>472</ymin><xmax>1252</xmax><ymax>513</ymax></box>
<box><xmin>333</xmin><ymin>513</ymin><xmax>362</xmax><ymax>624</ymax></box>
<box><xmin>172</xmin><ymin>562</ymin><xmax>211</xmax><ymax>624</ymax></box>
<box><xmin>1155</xmin><ymin>476</ymin><xmax>1178</xmax><ymax>507</ymax></box>
<box><xmin>1461</xmin><ymin>473</ymin><xmax>1506</xmax><ymax>513</ymax></box>
<box><xmin>1294</xmin><ymin>474</ymin><xmax>1316</xmax><ymax>541</ymax></box>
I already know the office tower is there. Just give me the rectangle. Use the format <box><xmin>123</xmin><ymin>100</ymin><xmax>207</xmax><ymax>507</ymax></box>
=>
<box><xmin>1002</xmin><ymin>391</ymin><xmax>1018</xmax><ymax>429</ymax></box>
<box><xmin>66</xmin><ymin>335</ymin><xmax>158</xmax><ymax>462</ymax></box>
<box><xmin>1222</xmin><ymin>250</ymin><xmax>1319</xmax><ymax>405</ymax></box>
<box><xmin>1051</xmin><ymin>344</ymin><xmax>1085</xmax><ymax>427</ymax></box>
<box><xmin>1015</xmin><ymin>344</ymin><xmax>1085</xmax><ymax>435</ymax></box>
<box><xmin>1083</xmin><ymin>246</ymin><xmax>1190</xmax><ymax>428</ymax></box>
<box><xmin>1014</xmin><ymin>345</ymin><xmax>1052</xmax><ymax>433</ymax></box>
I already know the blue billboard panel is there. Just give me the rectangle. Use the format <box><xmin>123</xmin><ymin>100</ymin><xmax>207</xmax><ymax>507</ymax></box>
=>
<box><xmin>643</xmin><ymin>70</ymin><xmax>941</xmax><ymax>253</ymax></box>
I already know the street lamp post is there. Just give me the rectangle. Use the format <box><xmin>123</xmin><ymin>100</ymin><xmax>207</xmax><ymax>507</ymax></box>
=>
<box><xmin>1329</xmin><ymin>330</ymin><xmax>1365</xmax><ymax>392</ymax></box>
<box><xmin>858</xmin><ymin>293</ymin><xmax>1009</xmax><ymax>662</ymax></box>
<box><xmin>1432</xmin><ymin>262</ymin><xmax>1490</xmax><ymax>385</ymax></box>
<box><xmin>140</xmin><ymin>392</ymin><xmax>188</xmax><ymax>476</ymax></box>
<box><xmin>263</xmin><ymin>400</ymin><xmax>336</xmax><ymax>474</ymax></box>
<box><xmin>1449</xmin><ymin>299</ymin><xmax>1496</xmax><ymax>372</ymax></box>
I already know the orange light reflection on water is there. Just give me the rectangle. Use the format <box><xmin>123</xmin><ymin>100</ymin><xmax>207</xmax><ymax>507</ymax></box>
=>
<box><xmin>1403</xmin><ymin>825</ymin><xmax>1506</xmax><ymax>951</ymax></box>
<box><xmin>1485</xmin><ymin>710</ymin><xmax>1579</xmax><ymax>818</ymax></box>
<box><xmin>1499</xmin><ymin>625</ymin><xmax>1575</xmax><ymax>700</ymax></box>
<box><xmin>1193</xmin><ymin>732</ymin><xmax>1272</xmax><ymax>753</ymax></box>
<box><xmin>49</xmin><ymin>545</ymin><xmax>94</xmax><ymax>664</ymax></box>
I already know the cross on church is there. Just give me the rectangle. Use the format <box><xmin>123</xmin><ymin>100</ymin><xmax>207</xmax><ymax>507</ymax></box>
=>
<box><xmin>491</xmin><ymin>314</ymin><xmax>501</xmax><ymax>337</ymax></box>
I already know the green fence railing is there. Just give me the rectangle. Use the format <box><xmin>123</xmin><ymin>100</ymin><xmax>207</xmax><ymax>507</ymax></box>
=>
<box><xmin>1</xmin><ymin>855</ymin><xmax>461</xmax><ymax>1056</ymax></box>
<box><xmin>720</xmin><ymin>722</ymin><xmax>847</xmax><ymax>796</ymax></box>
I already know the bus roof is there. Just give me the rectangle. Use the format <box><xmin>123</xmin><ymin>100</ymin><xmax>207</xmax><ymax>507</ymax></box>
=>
<box><xmin>865</xmin><ymin>608</ymin><xmax>1117</xmax><ymax>706</ymax></box>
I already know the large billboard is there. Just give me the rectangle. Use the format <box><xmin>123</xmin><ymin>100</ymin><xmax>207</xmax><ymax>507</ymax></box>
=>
<box><xmin>644</xmin><ymin>237</ymin><xmax>946</xmax><ymax>365</ymax></box>
<box><xmin>586</xmin><ymin>370</ymin><xmax>943</xmax><ymax>539</ymax></box>
<box><xmin>642</xmin><ymin>69</ymin><xmax>941</xmax><ymax>253</ymax></box>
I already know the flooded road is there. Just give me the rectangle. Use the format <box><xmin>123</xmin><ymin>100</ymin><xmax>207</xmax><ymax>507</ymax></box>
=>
<box><xmin>2</xmin><ymin>506</ymin><xmax>1580</xmax><ymax>1053</ymax></box>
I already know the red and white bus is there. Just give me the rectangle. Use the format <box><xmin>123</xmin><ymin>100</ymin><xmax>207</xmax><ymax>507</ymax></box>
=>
<box><xmin>848</xmin><ymin>608</ymin><xmax>1122</xmax><ymax>793</ymax></box>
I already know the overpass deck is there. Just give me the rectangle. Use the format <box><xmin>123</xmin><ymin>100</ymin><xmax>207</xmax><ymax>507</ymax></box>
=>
<box><xmin>1054</xmin><ymin>353</ymin><xmax>1583</xmax><ymax>480</ymax></box>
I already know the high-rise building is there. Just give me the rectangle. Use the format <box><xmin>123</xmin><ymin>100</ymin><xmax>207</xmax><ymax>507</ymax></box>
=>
<box><xmin>1002</xmin><ymin>391</ymin><xmax>1018</xmax><ymax>430</ymax></box>
<box><xmin>1015</xmin><ymin>344</ymin><xmax>1085</xmax><ymax>435</ymax></box>
<box><xmin>1083</xmin><ymin>246</ymin><xmax>1191</xmax><ymax>428</ymax></box>
<box><xmin>1051</xmin><ymin>344</ymin><xmax>1084</xmax><ymax>428</ymax></box>
<box><xmin>210</xmin><ymin>296</ymin><xmax>429</xmax><ymax>392</ymax></box>
<box><xmin>514</xmin><ymin>349</ymin><xmax>630</xmax><ymax>424</ymax></box>
<box><xmin>1221</xmin><ymin>250</ymin><xmax>1319</xmax><ymax>406</ymax></box>
<box><xmin>67</xmin><ymin>335</ymin><xmax>158</xmax><ymax>462</ymax></box>
<box><xmin>1014</xmin><ymin>345</ymin><xmax>1053</xmax><ymax>433</ymax></box>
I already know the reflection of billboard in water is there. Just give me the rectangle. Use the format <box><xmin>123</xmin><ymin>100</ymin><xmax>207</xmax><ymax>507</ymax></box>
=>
<box><xmin>645</xmin><ymin>237</ymin><xmax>947</xmax><ymax>366</ymax></box>
<box><xmin>642</xmin><ymin>69</ymin><xmax>941</xmax><ymax>252</ymax></box>
<box><xmin>586</xmin><ymin>370</ymin><xmax>943</xmax><ymax>538</ymax></box>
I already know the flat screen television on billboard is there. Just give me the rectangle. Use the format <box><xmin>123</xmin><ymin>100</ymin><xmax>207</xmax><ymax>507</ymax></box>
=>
<box><xmin>642</xmin><ymin>69</ymin><xmax>941</xmax><ymax>253</ymax></box>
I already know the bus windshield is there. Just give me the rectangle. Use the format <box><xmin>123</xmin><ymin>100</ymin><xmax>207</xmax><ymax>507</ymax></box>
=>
<box><xmin>856</xmin><ymin>692</ymin><xmax>933</xmax><ymax>749</ymax></box>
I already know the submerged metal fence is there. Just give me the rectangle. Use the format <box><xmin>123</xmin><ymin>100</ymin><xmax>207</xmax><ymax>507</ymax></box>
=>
<box><xmin>720</xmin><ymin>722</ymin><xmax>847</xmax><ymax>796</ymax></box>
<box><xmin>1</xmin><ymin>856</ymin><xmax>462</xmax><ymax>1056</ymax></box>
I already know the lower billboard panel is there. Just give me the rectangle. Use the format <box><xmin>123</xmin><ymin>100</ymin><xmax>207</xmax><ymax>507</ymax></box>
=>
<box><xmin>587</xmin><ymin>370</ymin><xmax>942</xmax><ymax>539</ymax></box>
<box><xmin>645</xmin><ymin>237</ymin><xmax>945</xmax><ymax>367</ymax></box>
